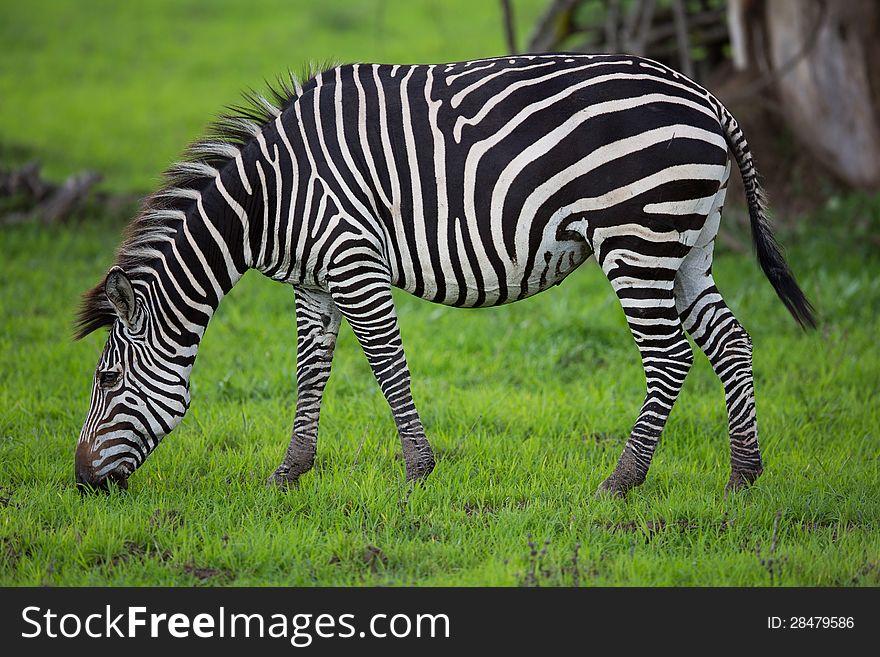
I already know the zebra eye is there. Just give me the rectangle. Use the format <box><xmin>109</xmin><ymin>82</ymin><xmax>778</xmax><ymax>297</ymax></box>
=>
<box><xmin>99</xmin><ymin>371</ymin><xmax>121</xmax><ymax>388</ymax></box>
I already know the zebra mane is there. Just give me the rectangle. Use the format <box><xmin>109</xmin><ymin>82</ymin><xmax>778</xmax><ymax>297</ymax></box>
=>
<box><xmin>74</xmin><ymin>63</ymin><xmax>335</xmax><ymax>340</ymax></box>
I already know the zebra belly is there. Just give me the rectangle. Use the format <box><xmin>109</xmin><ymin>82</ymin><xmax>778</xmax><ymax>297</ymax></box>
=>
<box><xmin>521</xmin><ymin>237</ymin><xmax>594</xmax><ymax>298</ymax></box>
<box><xmin>465</xmin><ymin>208</ymin><xmax>594</xmax><ymax>306</ymax></box>
<box><xmin>399</xmin><ymin>227</ymin><xmax>593</xmax><ymax>308</ymax></box>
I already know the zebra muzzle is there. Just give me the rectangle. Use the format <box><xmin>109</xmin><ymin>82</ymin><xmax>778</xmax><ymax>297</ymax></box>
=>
<box><xmin>75</xmin><ymin>444</ymin><xmax>129</xmax><ymax>494</ymax></box>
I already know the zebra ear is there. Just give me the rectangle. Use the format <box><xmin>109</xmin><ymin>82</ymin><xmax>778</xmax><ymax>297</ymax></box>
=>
<box><xmin>105</xmin><ymin>266</ymin><xmax>138</xmax><ymax>329</ymax></box>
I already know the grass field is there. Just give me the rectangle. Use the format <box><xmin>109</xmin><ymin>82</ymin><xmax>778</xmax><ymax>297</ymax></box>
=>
<box><xmin>0</xmin><ymin>0</ymin><xmax>545</xmax><ymax>191</ymax></box>
<box><xmin>1</xmin><ymin>1</ymin><xmax>879</xmax><ymax>586</ymax></box>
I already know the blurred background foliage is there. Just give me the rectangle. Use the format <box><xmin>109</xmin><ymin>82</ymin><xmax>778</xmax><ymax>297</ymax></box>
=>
<box><xmin>0</xmin><ymin>0</ymin><xmax>549</xmax><ymax>190</ymax></box>
<box><xmin>2</xmin><ymin>0</ymin><xmax>877</xmax><ymax>217</ymax></box>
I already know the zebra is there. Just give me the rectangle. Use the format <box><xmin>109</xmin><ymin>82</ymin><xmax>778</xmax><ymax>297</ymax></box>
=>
<box><xmin>73</xmin><ymin>54</ymin><xmax>815</xmax><ymax>497</ymax></box>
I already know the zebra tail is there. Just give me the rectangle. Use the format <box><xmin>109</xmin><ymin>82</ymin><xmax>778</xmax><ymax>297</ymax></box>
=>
<box><xmin>719</xmin><ymin>107</ymin><xmax>817</xmax><ymax>330</ymax></box>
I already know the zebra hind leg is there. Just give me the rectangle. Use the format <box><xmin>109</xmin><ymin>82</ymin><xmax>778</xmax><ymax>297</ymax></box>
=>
<box><xmin>675</xmin><ymin>255</ymin><xmax>763</xmax><ymax>494</ymax></box>
<box><xmin>268</xmin><ymin>288</ymin><xmax>341</xmax><ymax>488</ymax></box>
<box><xmin>328</xmin><ymin>262</ymin><xmax>435</xmax><ymax>483</ymax></box>
<box><xmin>596</xmin><ymin>250</ymin><xmax>694</xmax><ymax>497</ymax></box>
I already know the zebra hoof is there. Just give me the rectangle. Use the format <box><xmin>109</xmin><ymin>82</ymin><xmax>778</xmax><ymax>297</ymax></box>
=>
<box><xmin>405</xmin><ymin>456</ymin><xmax>436</xmax><ymax>484</ymax></box>
<box><xmin>595</xmin><ymin>477</ymin><xmax>629</xmax><ymax>499</ymax></box>
<box><xmin>596</xmin><ymin>451</ymin><xmax>646</xmax><ymax>498</ymax></box>
<box><xmin>724</xmin><ymin>468</ymin><xmax>763</xmax><ymax>495</ymax></box>
<box><xmin>266</xmin><ymin>467</ymin><xmax>300</xmax><ymax>490</ymax></box>
<box><xmin>403</xmin><ymin>440</ymin><xmax>436</xmax><ymax>484</ymax></box>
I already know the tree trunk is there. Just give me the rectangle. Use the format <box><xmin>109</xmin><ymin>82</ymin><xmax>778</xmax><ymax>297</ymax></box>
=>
<box><xmin>762</xmin><ymin>0</ymin><xmax>880</xmax><ymax>189</ymax></box>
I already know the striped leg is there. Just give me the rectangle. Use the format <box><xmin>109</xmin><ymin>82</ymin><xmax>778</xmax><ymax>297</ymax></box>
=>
<box><xmin>597</xmin><ymin>251</ymin><xmax>694</xmax><ymax>497</ymax></box>
<box><xmin>327</xmin><ymin>259</ymin><xmax>435</xmax><ymax>483</ymax></box>
<box><xmin>674</xmin><ymin>174</ymin><xmax>763</xmax><ymax>492</ymax></box>
<box><xmin>269</xmin><ymin>288</ymin><xmax>341</xmax><ymax>487</ymax></box>
<box><xmin>676</xmin><ymin>254</ymin><xmax>763</xmax><ymax>493</ymax></box>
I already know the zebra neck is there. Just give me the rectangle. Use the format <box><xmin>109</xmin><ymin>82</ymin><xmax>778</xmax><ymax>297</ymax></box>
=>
<box><xmin>144</xmin><ymin>113</ymin><xmax>317</xmax><ymax>350</ymax></box>
<box><xmin>144</xmin><ymin>177</ymin><xmax>256</xmax><ymax>348</ymax></box>
<box><xmin>233</xmin><ymin>124</ymin><xmax>310</xmax><ymax>284</ymax></box>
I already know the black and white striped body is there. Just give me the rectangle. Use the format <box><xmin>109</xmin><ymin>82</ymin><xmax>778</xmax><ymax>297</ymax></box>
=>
<box><xmin>74</xmin><ymin>54</ymin><xmax>815</xmax><ymax>495</ymax></box>
<box><xmin>250</xmin><ymin>56</ymin><xmax>724</xmax><ymax>304</ymax></box>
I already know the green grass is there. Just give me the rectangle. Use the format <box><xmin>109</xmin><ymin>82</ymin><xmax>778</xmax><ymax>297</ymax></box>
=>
<box><xmin>1</xmin><ymin>1</ymin><xmax>879</xmax><ymax>586</ymax></box>
<box><xmin>0</xmin><ymin>0</ymin><xmax>545</xmax><ymax>191</ymax></box>
<box><xmin>2</xmin><ymin>194</ymin><xmax>879</xmax><ymax>586</ymax></box>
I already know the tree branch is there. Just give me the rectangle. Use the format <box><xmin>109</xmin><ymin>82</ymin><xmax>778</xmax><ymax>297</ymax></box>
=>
<box><xmin>727</xmin><ymin>0</ymin><xmax>828</xmax><ymax>103</ymax></box>
<box><xmin>500</xmin><ymin>0</ymin><xmax>518</xmax><ymax>54</ymax></box>
<box><xmin>605</xmin><ymin>0</ymin><xmax>621</xmax><ymax>52</ymax></box>
<box><xmin>527</xmin><ymin>0</ymin><xmax>580</xmax><ymax>52</ymax></box>
<box><xmin>671</xmin><ymin>0</ymin><xmax>694</xmax><ymax>77</ymax></box>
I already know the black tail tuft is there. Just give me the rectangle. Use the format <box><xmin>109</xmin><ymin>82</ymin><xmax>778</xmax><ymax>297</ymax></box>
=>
<box><xmin>748</xmin><ymin>187</ymin><xmax>817</xmax><ymax>330</ymax></box>
<box><xmin>719</xmin><ymin>105</ymin><xmax>817</xmax><ymax>330</ymax></box>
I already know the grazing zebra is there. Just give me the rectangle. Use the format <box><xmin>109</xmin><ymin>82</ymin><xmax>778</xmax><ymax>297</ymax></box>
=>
<box><xmin>74</xmin><ymin>54</ymin><xmax>815</xmax><ymax>497</ymax></box>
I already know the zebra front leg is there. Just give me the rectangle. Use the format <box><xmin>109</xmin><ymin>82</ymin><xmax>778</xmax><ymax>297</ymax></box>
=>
<box><xmin>268</xmin><ymin>288</ymin><xmax>341</xmax><ymax>488</ymax></box>
<box><xmin>597</xmin><ymin>259</ymin><xmax>694</xmax><ymax>497</ymax></box>
<box><xmin>328</xmin><ymin>267</ymin><xmax>435</xmax><ymax>483</ymax></box>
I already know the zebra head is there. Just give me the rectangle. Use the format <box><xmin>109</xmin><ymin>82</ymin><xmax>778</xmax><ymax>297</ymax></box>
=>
<box><xmin>75</xmin><ymin>267</ymin><xmax>191</xmax><ymax>492</ymax></box>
